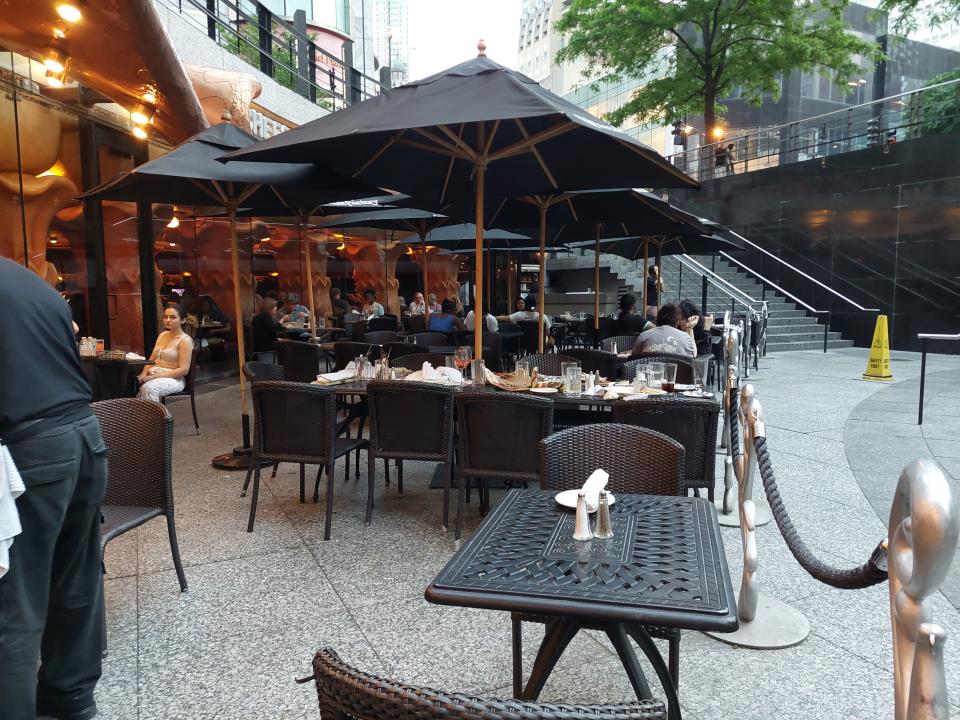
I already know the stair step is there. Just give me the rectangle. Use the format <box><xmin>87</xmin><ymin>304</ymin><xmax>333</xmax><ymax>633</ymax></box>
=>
<box><xmin>766</xmin><ymin>339</ymin><xmax>854</xmax><ymax>352</ymax></box>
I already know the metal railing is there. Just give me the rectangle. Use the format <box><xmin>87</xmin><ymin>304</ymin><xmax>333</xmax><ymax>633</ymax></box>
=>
<box><xmin>667</xmin><ymin>77</ymin><xmax>960</xmax><ymax>182</ymax></box>
<box><xmin>918</xmin><ymin>333</ymin><xmax>960</xmax><ymax>425</ymax></box>
<box><xmin>161</xmin><ymin>0</ymin><xmax>387</xmax><ymax>112</ymax></box>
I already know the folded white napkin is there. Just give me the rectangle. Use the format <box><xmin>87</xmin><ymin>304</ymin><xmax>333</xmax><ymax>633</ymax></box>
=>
<box><xmin>317</xmin><ymin>361</ymin><xmax>356</xmax><ymax>383</ymax></box>
<box><xmin>406</xmin><ymin>362</ymin><xmax>462</xmax><ymax>384</ymax></box>
<box><xmin>0</xmin><ymin>446</ymin><xmax>25</xmax><ymax>579</ymax></box>
<box><xmin>581</xmin><ymin>468</ymin><xmax>609</xmax><ymax>513</ymax></box>
<box><xmin>584</xmin><ymin>384</ymin><xmax>605</xmax><ymax>396</ymax></box>
<box><xmin>125</xmin><ymin>352</ymin><xmax>146</xmax><ymax>360</ymax></box>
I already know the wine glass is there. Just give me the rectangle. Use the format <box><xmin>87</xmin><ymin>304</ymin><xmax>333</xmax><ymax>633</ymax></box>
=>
<box><xmin>454</xmin><ymin>346</ymin><xmax>473</xmax><ymax>386</ymax></box>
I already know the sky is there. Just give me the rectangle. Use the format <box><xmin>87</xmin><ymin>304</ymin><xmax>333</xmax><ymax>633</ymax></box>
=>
<box><xmin>407</xmin><ymin>0</ymin><xmax>522</xmax><ymax>81</ymax></box>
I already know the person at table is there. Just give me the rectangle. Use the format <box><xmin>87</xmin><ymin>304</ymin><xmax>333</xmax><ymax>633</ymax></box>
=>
<box><xmin>362</xmin><ymin>289</ymin><xmax>384</xmax><ymax>318</ymax></box>
<box><xmin>330</xmin><ymin>287</ymin><xmax>350</xmax><ymax>323</ymax></box>
<box><xmin>427</xmin><ymin>292</ymin><xmax>442</xmax><ymax>313</ymax></box>
<box><xmin>279</xmin><ymin>292</ymin><xmax>311</xmax><ymax>324</ymax></box>
<box><xmin>513</xmin><ymin>297</ymin><xmax>526</xmax><ymax>312</ymax></box>
<box><xmin>137</xmin><ymin>304</ymin><xmax>195</xmax><ymax>403</ymax></box>
<box><xmin>199</xmin><ymin>295</ymin><xmax>230</xmax><ymax>330</ymax></box>
<box><xmin>464</xmin><ymin>303</ymin><xmax>499</xmax><ymax>332</ymax></box>
<box><xmin>0</xmin><ymin>258</ymin><xmax>109</xmax><ymax>720</ymax></box>
<box><xmin>427</xmin><ymin>298</ymin><xmax>467</xmax><ymax>333</ymax></box>
<box><xmin>408</xmin><ymin>291</ymin><xmax>426</xmax><ymax>315</ymax></box>
<box><xmin>251</xmin><ymin>297</ymin><xmax>281</xmax><ymax>356</ymax></box>
<box><xmin>500</xmin><ymin>294</ymin><xmax>552</xmax><ymax>331</ymax></box>
<box><xmin>450</xmin><ymin>295</ymin><xmax>465</xmax><ymax>318</ymax></box>
<box><xmin>645</xmin><ymin>265</ymin><xmax>663</xmax><ymax>320</ymax></box>
<box><xmin>630</xmin><ymin>303</ymin><xmax>696</xmax><ymax>359</ymax></box>
<box><xmin>615</xmin><ymin>293</ymin><xmax>650</xmax><ymax>335</ymax></box>
<box><xmin>679</xmin><ymin>299</ymin><xmax>712</xmax><ymax>356</ymax></box>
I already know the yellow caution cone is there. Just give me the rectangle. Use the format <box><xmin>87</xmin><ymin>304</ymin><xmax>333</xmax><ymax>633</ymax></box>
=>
<box><xmin>863</xmin><ymin>314</ymin><xmax>893</xmax><ymax>381</ymax></box>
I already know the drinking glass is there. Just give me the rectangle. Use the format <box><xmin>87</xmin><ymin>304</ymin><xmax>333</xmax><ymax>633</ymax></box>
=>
<box><xmin>514</xmin><ymin>359</ymin><xmax>530</xmax><ymax>385</ymax></box>
<box><xmin>632</xmin><ymin>369</ymin><xmax>647</xmax><ymax>394</ymax></box>
<box><xmin>564</xmin><ymin>365</ymin><xmax>582</xmax><ymax>396</ymax></box>
<box><xmin>454</xmin><ymin>346</ymin><xmax>473</xmax><ymax>386</ymax></box>
<box><xmin>646</xmin><ymin>363</ymin><xmax>663</xmax><ymax>390</ymax></box>
<box><xmin>560</xmin><ymin>361</ymin><xmax>577</xmax><ymax>378</ymax></box>
<box><xmin>693</xmin><ymin>357</ymin><xmax>707</xmax><ymax>388</ymax></box>
<box><xmin>662</xmin><ymin>363</ymin><xmax>678</xmax><ymax>393</ymax></box>
<box><xmin>470</xmin><ymin>358</ymin><xmax>486</xmax><ymax>386</ymax></box>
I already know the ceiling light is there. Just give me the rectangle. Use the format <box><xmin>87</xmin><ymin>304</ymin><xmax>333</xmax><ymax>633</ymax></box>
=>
<box><xmin>43</xmin><ymin>44</ymin><xmax>69</xmax><ymax>74</ymax></box>
<box><xmin>182</xmin><ymin>271</ymin><xmax>191</xmax><ymax>277</ymax></box>
<box><xmin>132</xmin><ymin>125</ymin><xmax>148</xmax><ymax>140</ymax></box>
<box><xmin>269</xmin><ymin>271</ymin><xmax>279</xmax><ymax>277</ymax></box>
<box><xmin>130</xmin><ymin>103</ymin><xmax>156</xmax><ymax>126</ymax></box>
<box><xmin>45</xmin><ymin>66</ymin><xmax>68</xmax><ymax>87</ymax></box>
<box><xmin>49</xmin><ymin>238</ymin><xmax>58</xmax><ymax>244</ymax></box>
<box><xmin>56</xmin><ymin>2</ymin><xmax>83</xmax><ymax>23</ymax></box>
<box><xmin>167</xmin><ymin>216</ymin><xmax>180</xmax><ymax>229</ymax></box>
<box><xmin>52</xmin><ymin>21</ymin><xmax>69</xmax><ymax>39</ymax></box>
<box><xmin>336</xmin><ymin>243</ymin><xmax>346</xmax><ymax>251</ymax></box>
<box><xmin>168</xmin><ymin>241</ymin><xmax>177</xmax><ymax>247</ymax></box>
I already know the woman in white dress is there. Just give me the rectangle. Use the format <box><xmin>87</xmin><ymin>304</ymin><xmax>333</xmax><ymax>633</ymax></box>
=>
<box><xmin>137</xmin><ymin>305</ymin><xmax>194</xmax><ymax>403</ymax></box>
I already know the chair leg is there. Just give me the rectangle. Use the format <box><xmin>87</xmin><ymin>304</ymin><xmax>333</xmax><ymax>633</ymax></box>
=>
<box><xmin>313</xmin><ymin>465</ymin><xmax>323</xmax><ymax>503</ymax></box>
<box><xmin>355</xmin><ymin>415</ymin><xmax>367</xmax><ymax>469</ymax></box>
<box><xmin>397</xmin><ymin>459</ymin><xmax>403</xmax><ymax>495</ymax></box>
<box><xmin>455</xmin><ymin>468</ymin><xmax>465</xmax><ymax>540</ymax></box>
<box><xmin>384</xmin><ymin>458</ymin><xmax>390</xmax><ymax>486</ymax></box>
<box><xmin>512</xmin><ymin>615</ymin><xmax>523</xmax><ymax>698</ymax></box>
<box><xmin>365</xmin><ymin>453</ymin><xmax>375</xmax><ymax>525</ymax></box>
<box><xmin>241</xmin><ymin>461</ymin><xmax>254</xmax><ymax>497</ymax></box>
<box><xmin>344</xmin><ymin>448</ymin><xmax>350</xmax><ymax>482</ymax></box>
<box><xmin>190</xmin><ymin>391</ymin><xmax>200</xmax><ymax>434</ymax></box>
<box><xmin>271</xmin><ymin>462</ymin><xmax>280</xmax><ymax>479</ymax></box>
<box><xmin>166</xmin><ymin>513</ymin><xmax>188</xmax><ymax>592</ymax></box>
<box><xmin>247</xmin><ymin>461</ymin><xmax>262</xmax><ymax>532</ymax></box>
<box><xmin>324</xmin><ymin>461</ymin><xmax>335</xmax><ymax>541</ymax></box>
<box><xmin>441</xmin><ymin>462</ymin><xmax>451</xmax><ymax>532</ymax></box>
<box><xmin>668</xmin><ymin>634</ymin><xmax>680</xmax><ymax>689</ymax></box>
<box><xmin>299</xmin><ymin>464</ymin><xmax>305</xmax><ymax>504</ymax></box>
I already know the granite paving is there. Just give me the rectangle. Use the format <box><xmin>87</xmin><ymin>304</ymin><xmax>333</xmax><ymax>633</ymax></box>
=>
<box><xmin>94</xmin><ymin>345</ymin><xmax>960</xmax><ymax>719</ymax></box>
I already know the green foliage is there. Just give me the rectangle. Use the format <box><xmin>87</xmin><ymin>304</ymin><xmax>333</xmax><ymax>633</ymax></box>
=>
<box><xmin>904</xmin><ymin>68</ymin><xmax>960</xmax><ymax>138</ymax></box>
<box><xmin>876</xmin><ymin>0</ymin><xmax>960</xmax><ymax>35</ymax></box>
<box><xmin>555</xmin><ymin>0</ymin><xmax>882</xmax><ymax>131</ymax></box>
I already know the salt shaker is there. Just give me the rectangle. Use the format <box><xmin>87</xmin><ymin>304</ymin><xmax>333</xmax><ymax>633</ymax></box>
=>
<box><xmin>584</xmin><ymin>371</ymin><xmax>595</xmax><ymax>394</ymax></box>
<box><xmin>594</xmin><ymin>490</ymin><xmax>614</xmax><ymax>539</ymax></box>
<box><xmin>573</xmin><ymin>491</ymin><xmax>593</xmax><ymax>541</ymax></box>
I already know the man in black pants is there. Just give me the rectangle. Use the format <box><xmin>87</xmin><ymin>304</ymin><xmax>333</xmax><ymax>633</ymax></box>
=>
<box><xmin>0</xmin><ymin>258</ymin><xmax>107</xmax><ymax>720</ymax></box>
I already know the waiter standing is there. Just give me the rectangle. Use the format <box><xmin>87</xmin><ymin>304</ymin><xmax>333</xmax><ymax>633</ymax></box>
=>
<box><xmin>0</xmin><ymin>258</ymin><xmax>107</xmax><ymax>720</ymax></box>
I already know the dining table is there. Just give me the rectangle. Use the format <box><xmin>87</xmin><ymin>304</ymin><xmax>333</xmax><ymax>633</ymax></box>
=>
<box><xmin>81</xmin><ymin>354</ymin><xmax>153</xmax><ymax>401</ymax></box>
<box><xmin>424</xmin><ymin>488</ymin><xmax>737</xmax><ymax>720</ymax></box>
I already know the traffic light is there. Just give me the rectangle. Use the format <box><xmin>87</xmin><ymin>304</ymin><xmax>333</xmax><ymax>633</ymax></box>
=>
<box><xmin>672</xmin><ymin>119</ymin><xmax>684</xmax><ymax>145</ymax></box>
<box><xmin>867</xmin><ymin>116</ymin><xmax>881</xmax><ymax>147</ymax></box>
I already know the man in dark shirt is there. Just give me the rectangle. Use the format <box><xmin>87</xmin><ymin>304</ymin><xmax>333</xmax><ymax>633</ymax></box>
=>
<box><xmin>329</xmin><ymin>287</ymin><xmax>350</xmax><ymax>323</ymax></box>
<box><xmin>251</xmin><ymin>297</ymin><xmax>280</xmax><ymax>357</ymax></box>
<box><xmin>0</xmin><ymin>258</ymin><xmax>107</xmax><ymax>720</ymax></box>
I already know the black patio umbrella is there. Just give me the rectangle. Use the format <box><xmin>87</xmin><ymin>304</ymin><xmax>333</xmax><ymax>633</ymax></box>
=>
<box><xmin>223</xmin><ymin>48</ymin><xmax>697</xmax><ymax>356</ymax></box>
<box><xmin>83</xmin><ymin>121</ymin><xmax>381</xmax><ymax>469</ymax></box>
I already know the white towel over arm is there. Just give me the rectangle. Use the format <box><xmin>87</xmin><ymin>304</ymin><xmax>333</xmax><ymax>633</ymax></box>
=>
<box><xmin>0</xmin><ymin>445</ymin><xmax>26</xmax><ymax>578</ymax></box>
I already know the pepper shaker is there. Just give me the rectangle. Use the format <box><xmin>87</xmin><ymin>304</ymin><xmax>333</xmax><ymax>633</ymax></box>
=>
<box><xmin>573</xmin><ymin>491</ymin><xmax>593</xmax><ymax>541</ymax></box>
<box><xmin>594</xmin><ymin>490</ymin><xmax>614</xmax><ymax>539</ymax></box>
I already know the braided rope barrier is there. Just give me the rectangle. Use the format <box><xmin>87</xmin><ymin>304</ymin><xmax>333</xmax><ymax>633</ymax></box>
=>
<box><xmin>753</xmin><ymin>436</ymin><xmax>887</xmax><ymax>589</ymax></box>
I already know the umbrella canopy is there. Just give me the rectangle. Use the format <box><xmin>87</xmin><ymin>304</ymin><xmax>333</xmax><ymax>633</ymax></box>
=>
<box><xmin>568</xmin><ymin>232</ymin><xmax>745</xmax><ymax>261</ymax></box>
<box><xmin>83</xmin><ymin>121</ymin><xmax>382</xmax><ymax>469</ymax></box>
<box><xmin>414</xmin><ymin>223</ymin><xmax>533</xmax><ymax>250</ymax></box>
<box><xmin>223</xmin><ymin>50</ymin><xmax>697</xmax><ymax>355</ymax></box>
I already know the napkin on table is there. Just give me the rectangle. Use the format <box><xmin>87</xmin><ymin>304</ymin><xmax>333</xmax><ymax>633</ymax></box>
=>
<box><xmin>406</xmin><ymin>362</ymin><xmax>462</xmax><ymax>384</ymax></box>
<box><xmin>316</xmin><ymin>361</ymin><xmax>356</xmax><ymax>383</ymax></box>
<box><xmin>125</xmin><ymin>352</ymin><xmax>146</xmax><ymax>361</ymax></box>
<box><xmin>581</xmin><ymin>468</ymin><xmax>609</xmax><ymax>512</ymax></box>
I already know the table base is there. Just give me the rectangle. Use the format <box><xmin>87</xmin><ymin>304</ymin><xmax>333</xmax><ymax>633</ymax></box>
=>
<box><xmin>703</xmin><ymin>594</ymin><xmax>809</xmax><ymax>649</ymax></box>
<box><xmin>514</xmin><ymin>616</ymin><xmax>681</xmax><ymax>720</ymax></box>
<box><xmin>715</xmin><ymin>499</ymin><xmax>772</xmax><ymax>528</ymax></box>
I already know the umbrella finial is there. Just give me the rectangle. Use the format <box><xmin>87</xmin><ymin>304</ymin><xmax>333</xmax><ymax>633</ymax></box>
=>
<box><xmin>477</xmin><ymin>39</ymin><xmax>487</xmax><ymax>57</ymax></box>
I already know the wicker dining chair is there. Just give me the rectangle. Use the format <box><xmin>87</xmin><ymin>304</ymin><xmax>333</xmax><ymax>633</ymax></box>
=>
<box><xmin>245</xmin><ymin>381</ymin><xmax>367</xmax><ymax>540</ymax></box>
<box><xmin>517</xmin><ymin>319</ymin><xmax>543</xmax><ymax>355</ymax></box>
<box><xmin>310</xmin><ymin>647</ymin><xmax>666</xmax><ymax>719</ymax></box>
<box><xmin>612</xmin><ymin>397</ymin><xmax>721</xmax><ymax>502</ymax></box>
<box><xmin>333</xmin><ymin>341</ymin><xmax>381</xmax><ymax>370</ymax></box>
<box><xmin>363</xmin><ymin>330</ymin><xmax>402</xmax><ymax>345</ymax></box>
<box><xmin>622</xmin><ymin>353</ymin><xmax>695</xmax><ymax>384</ymax></box>
<box><xmin>406</xmin><ymin>314</ymin><xmax>426</xmax><ymax>333</ymax></box>
<box><xmin>241</xmin><ymin>361</ymin><xmax>287</xmax><ymax>483</ymax></box>
<box><xmin>454</xmin><ymin>392</ymin><xmax>553</xmax><ymax>537</ymax></box>
<box><xmin>520</xmin><ymin>352</ymin><xmax>578</xmax><ymax>376</ymax></box>
<box><xmin>601</xmin><ymin>334</ymin><xmax>639</xmax><ymax>354</ymax></box>
<box><xmin>367</xmin><ymin>316</ymin><xmax>399</xmax><ymax>332</ymax></box>
<box><xmin>277</xmin><ymin>339</ymin><xmax>324</xmax><ymax>382</ymax></box>
<box><xmin>524</xmin><ymin>423</ymin><xmax>686</xmax><ymax>693</ymax></box>
<box><xmin>159</xmin><ymin>344</ymin><xmax>201</xmax><ymax>433</ymax></box>
<box><xmin>392</xmin><ymin>352</ymin><xmax>451</xmax><ymax>372</ymax></box>
<box><xmin>366</xmin><ymin>381</ymin><xmax>455</xmax><ymax>530</ymax></box>
<box><xmin>93</xmin><ymin>398</ymin><xmax>186</xmax><ymax>592</ymax></box>
<box><xmin>409</xmin><ymin>331</ymin><xmax>451</xmax><ymax>347</ymax></box>
<box><xmin>481</xmin><ymin>330</ymin><xmax>503</xmax><ymax>371</ymax></box>
<box><xmin>381</xmin><ymin>342</ymin><xmax>424</xmax><ymax>361</ymax></box>
<box><xmin>565</xmin><ymin>348</ymin><xmax>620</xmax><ymax>380</ymax></box>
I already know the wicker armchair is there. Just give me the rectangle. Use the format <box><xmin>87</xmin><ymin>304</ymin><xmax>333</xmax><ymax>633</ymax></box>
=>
<box><xmin>382</xmin><ymin>342</ymin><xmax>425</xmax><ymax>361</ymax></box>
<box><xmin>392</xmin><ymin>352</ymin><xmax>451</xmax><ymax>372</ymax></box>
<box><xmin>366</xmin><ymin>381</ymin><xmax>455</xmax><ymax>530</ymax></box>
<box><xmin>600</xmin><ymin>335</ymin><xmax>638</xmax><ymax>354</ymax></box>
<box><xmin>158</xmin><ymin>344</ymin><xmax>201</xmax><ymax>433</ymax></box>
<box><xmin>333</xmin><ymin>341</ymin><xmax>381</xmax><ymax>371</ymax></box>
<box><xmin>612</xmin><ymin>397</ymin><xmax>720</xmax><ymax>501</ymax></box>
<box><xmin>242</xmin><ymin>361</ymin><xmax>285</xmax><ymax>382</ymax></box>
<box><xmin>482</xmin><ymin>330</ymin><xmax>503</xmax><ymax>372</ymax></box>
<box><xmin>527</xmin><ymin>423</ymin><xmax>686</xmax><ymax>693</ymax></box>
<box><xmin>93</xmin><ymin>398</ymin><xmax>186</xmax><ymax>592</ymax></box>
<box><xmin>245</xmin><ymin>382</ymin><xmax>368</xmax><ymax>539</ymax></box>
<box><xmin>454</xmin><ymin>392</ymin><xmax>553</xmax><ymax>537</ymax></box>
<box><xmin>517</xmin><ymin>319</ymin><xmax>543</xmax><ymax>355</ymax></box>
<box><xmin>521</xmin><ymin>352</ymin><xmax>578</xmax><ymax>376</ymax></box>
<box><xmin>405</xmin><ymin>314</ymin><xmax>426</xmax><ymax>333</ymax></box>
<box><xmin>311</xmin><ymin>648</ymin><xmax>666</xmax><ymax>719</ymax></box>
<box><xmin>564</xmin><ymin>348</ymin><xmax>620</xmax><ymax>380</ymax></box>
<box><xmin>410</xmin><ymin>331</ymin><xmax>451</xmax><ymax>347</ymax></box>
<box><xmin>368</xmin><ymin>316</ymin><xmax>399</xmax><ymax>332</ymax></box>
<box><xmin>623</xmin><ymin>353</ymin><xmax>694</xmax><ymax>384</ymax></box>
<box><xmin>277</xmin><ymin>339</ymin><xmax>323</xmax><ymax>382</ymax></box>
<box><xmin>364</xmin><ymin>330</ymin><xmax>402</xmax><ymax>345</ymax></box>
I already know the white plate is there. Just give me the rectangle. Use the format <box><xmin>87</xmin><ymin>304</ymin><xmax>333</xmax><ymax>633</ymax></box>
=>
<box><xmin>682</xmin><ymin>390</ymin><xmax>714</xmax><ymax>398</ymax></box>
<box><xmin>530</xmin><ymin>386</ymin><xmax>558</xmax><ymax>394</ymax></box>
<box><xmin>675</xmin><ymin>383</ymin><xmax>697</xmax><ymax>391</ymax></box>
<box><xmin>555</xmin><ymin>489</ymin><xmax>616</xmax><ymax>511</ymax></box>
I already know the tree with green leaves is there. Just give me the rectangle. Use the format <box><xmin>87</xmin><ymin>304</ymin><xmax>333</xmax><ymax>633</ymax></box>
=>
<box><xmin>877</xmin><ymin>0</ymin><xmax>960</xmax><ymax>34</ymax></box>
<box><xmin>555</xmin><ymin>0</ymin><xmax>882</xmax><ymax>136</ymax></box>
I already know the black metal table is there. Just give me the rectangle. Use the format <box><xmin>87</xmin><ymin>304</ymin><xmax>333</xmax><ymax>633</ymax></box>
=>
<box><xmin>424</xmin><ymin>489</ymin><xmax>737</xmax><ymax>719</ymax></box>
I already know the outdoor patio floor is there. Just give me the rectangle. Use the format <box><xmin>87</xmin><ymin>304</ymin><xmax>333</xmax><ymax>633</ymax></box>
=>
<box><xmin>96</xmin><ymin>346</ymin><xmax>960</xmax><ymax>719</ymax></box>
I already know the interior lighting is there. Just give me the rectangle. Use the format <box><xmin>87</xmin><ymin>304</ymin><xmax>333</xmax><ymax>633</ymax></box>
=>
<box><xmin>141</xmin><ymin>88</ymin><xmax>158</xmax><ymax>104</ymax></box>
<box><xmin>167</xmin><ymin>215</ymin><xmax>180</xmax><ymax>229</ymax></box>
<box><xmin>132</xmin><ymin>125</ymin><xmax>148</xmax><ymax>140</ymax></box>
<box><xmin>49</xmin><ymin>238</ymin><xmax>58</xmax><ymax>244</ymax></box>
<box><xmin>336</xmin><ymin>243</ymin><xmax>346</xmax><ymax>251</ymax></box>
<box><xmin>39</xmin><ymin>160</ymin><xmax>67</xmax><ymax>177</ymax></box>
<box><xmin>182</xmin><ymin>271</ymin><xmax>191</xmax><ymax>277</ymax></box>
<box><xmin>56</xmin><ymin>2</ymin><xmax>83</xmax><ymax>23</ymax></box>
<box><xmin>130</xmin><ymin>103</ymin><xmax>156</xmax><ymax>126</ymax></box>
<box><xmin>269</xmin><ymin>271</ymin><xmax>279</xmax><ymax>277</ymax></box>
<box><xmin>52</xmin><ymin>21</ymin><xmax>69</xmax><ymax>39</ymax></box>
<box><xmin>45</xmin><ymin>67</ymin><xmax>69</xmax><ymax>87</ymax></box>
<box><xmin>43</xmin><ymin>44</ymin><xmax>69</xmax><ymax>74</ymax></box>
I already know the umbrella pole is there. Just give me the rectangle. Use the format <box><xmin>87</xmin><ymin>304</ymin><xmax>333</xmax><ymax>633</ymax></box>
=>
<box><xmin>421</xmin><ymin>232</ymin><xmax>429</xmax><ymax>322</ymax></box>
<box><xmin>594</xmin><ymin>222</ymin><xmax>600</xmax><ymax>346</ymax></box>
<box><xmin>537</xmin><ymin>203</ymin><xmax>547</xmax><ymax>353</ymax></box>
<box><xmin>642</xmin><ymin>239</ymin><xmax>649</xmax><ymax>319</ymax></box>
<box><xmin>473</xmin><ymin>164</ymin><xmax>485</xmax><ymax>359</ymax></box>
<box><xmin>301</xmin><ymin>212</ymin><xmax>317</xmax><ymax>341</ymax></box>
<box><xmin>655</xmin><ymin>240</ymin><xmax>662</xmax><ymax>312</ymax></box>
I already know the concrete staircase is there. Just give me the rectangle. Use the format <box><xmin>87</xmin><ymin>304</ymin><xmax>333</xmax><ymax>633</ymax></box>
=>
<box><xmin>549</xmin><ymin>252</ymin><xmax>854</xmax><ymax>352</ymax></box>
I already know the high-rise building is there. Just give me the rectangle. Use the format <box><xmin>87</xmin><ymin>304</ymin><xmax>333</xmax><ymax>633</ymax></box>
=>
<box><xmin>370</xmin><ymin>0</ymin><xmax>410</xmax><ymax>86</ymax></box>
<box><xmin>517</xmin><ymin>0</ymin><xmax>585</xmax><ymax>95</ymax></box>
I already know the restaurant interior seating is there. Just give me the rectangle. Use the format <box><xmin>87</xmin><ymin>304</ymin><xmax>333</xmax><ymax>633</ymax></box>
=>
<box><xmin>392</xmin><ymin>352</ymin><xmax>450</xmax><ymax>372</ymax></box>
<box><xmin>159</xmin><ymin>344</ymin><xmax>201</xmax><ymax>434</ymax></box>
<box><xmin>517</xmin><ymin>319</ymin><xmax>542</xmax><ymax>356</ymax></box>
<box><xmin>409</xmin><ymin>331</ymin><xmax>450</xmax><ymax>347</ymax></box>
<box><xmin>565</xmin><ymin>348</ymin><xmax>620</xmax><ymax>380</ymax></box>
<box><xmin>368</xmin><ymin>316</ymin><xmax>398</xmax><ymax>332</ymax></box>
<box><xmin>366</xmin><ymin>381</ymin><xmax>455</xmax><ymax>530</ymax></box>
<box><xmin>277</xmin><ymin>339</ymin><xmax>324</xmax><ymax>382</ymax></box>
<box><xmin>405</xmin><ymin>314</ymin><xmax>426</xmax><ymax>333</ymax></box>
<box><xmin>520</xmin><ymin>352</ymin><xmax>578</xmax><ymax>377</ymax></box>
<box><xmin>622</xmin><ymin>354</ymin><xmax>694</xmax><ymax>384</ymax></box>
<box><xmin>481</xmin><ymin>330</ymin><xmax>503</xmax><ymax>371</ymax></box>
<box><xmin>245</xmin><ymin>381</ymin><xmax>367</xmax><ymax>539</ymax></box>
<box><xmin>381</xmin><ymin>342</ymin><xmax>424</xmax><ymax>360</ymax></box>
<box><xmin>363</xmin><ymin>330</ymin><xmax>402</xmax><ymax>345</ymax></box>
<box><xmin>350</xmin><ymin>319</ymin><xmax>368</xmax><ymax>340</ymax></box>
<box><xmin>601</xmin><ymin>334</ymin><xmax>639</xmax><ymax>353</ymax></box>
<box><xmin>585</xmin><ymin>316</ymin><xmax>617</xmax><ymax>348</ymax></box>
<box><xmin>94</xmin><ymin>398</ymin><xmax>186</xmax><ymax>593</ymax></box>
<box><xmin>454</xmin><ymin>392</ymin><xmax>553</xmax><ymax>538</ymax></box>
<box><xmin>334</xmin><ymin>341</ymin><xmax>382</xmax><ymax>370</ymax></box>
<box><xmin>310</xmin><ymin>647</ymin><xmax>667</xmax><ymax>719</ymax></box>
